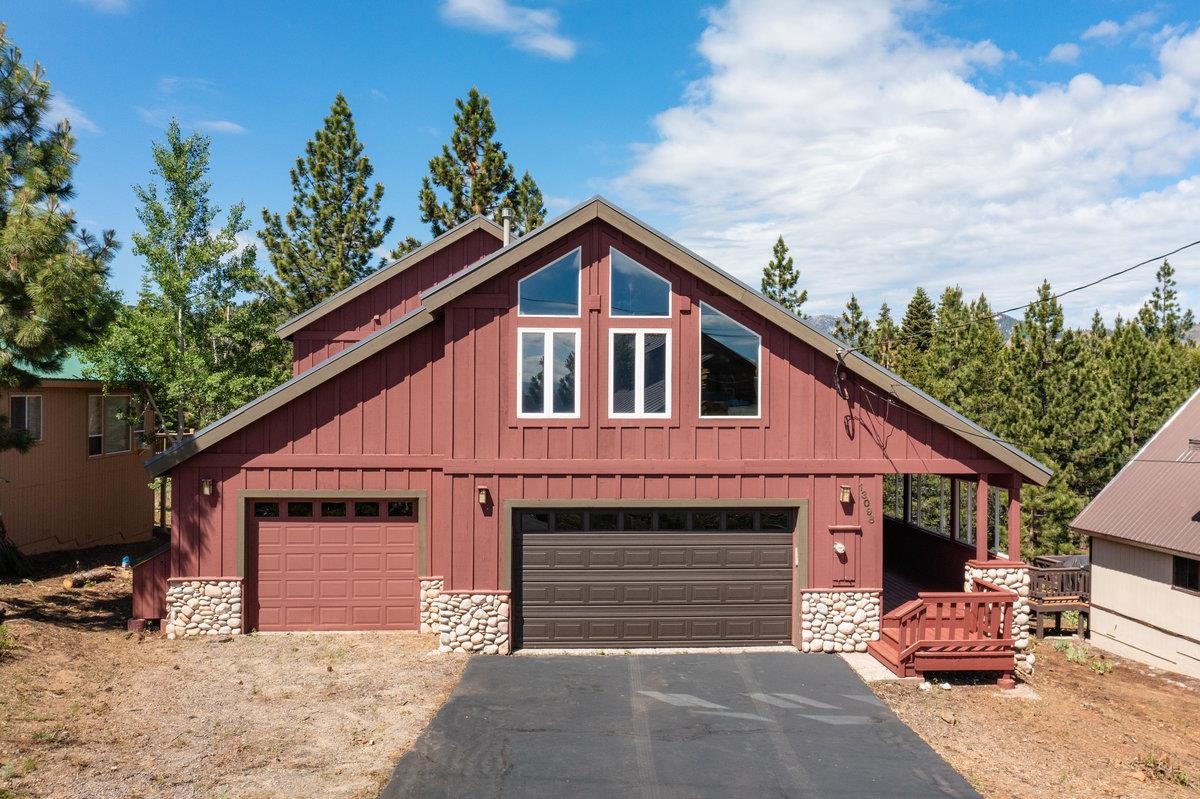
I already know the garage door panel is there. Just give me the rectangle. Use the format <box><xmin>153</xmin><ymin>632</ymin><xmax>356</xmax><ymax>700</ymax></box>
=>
<box><xmin>518</xmin><ymin>507</ymin><xmax>797</xmax><ymax>648</ymax></box>
<box><xmin>251</xmin><ymin>505</ymin><xmax>419</xmax><ymax>632</ymax></box>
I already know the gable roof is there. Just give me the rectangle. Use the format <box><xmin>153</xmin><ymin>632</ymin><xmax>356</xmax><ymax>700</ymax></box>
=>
<box><xmin>147</xmin><ymin>196</ymin><xmax>1052</xmax><ymax>485</ymax></box>
<box><xmin>275</xmin><ymin>215</ymin><xmax>504</xmax><ymax>340</ymax></box>
<box><xmin>1072</xmin><ymin>387</ymin><xmax>1200</xmax><ymax>558</ymax></box>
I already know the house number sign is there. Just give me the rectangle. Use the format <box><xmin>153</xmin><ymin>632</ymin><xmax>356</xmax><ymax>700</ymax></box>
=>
<box><xmin>858</xmin><ymin>482</ymin><xmax>875</xmax><ymax>526</ymax></box>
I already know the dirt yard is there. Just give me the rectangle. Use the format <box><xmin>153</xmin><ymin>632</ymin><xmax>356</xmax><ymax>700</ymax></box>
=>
<box><xmin>0</xmin><ymin>544</ymin><xmax>465</xmax><ymax>799</ymax></box>
<box><xmin>874</xmin><ymin>637</ymin><xmax>1200</xmax><ymax>798</ymax></box>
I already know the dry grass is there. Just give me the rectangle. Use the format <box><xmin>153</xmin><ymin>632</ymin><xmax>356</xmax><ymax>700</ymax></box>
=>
<box><xmin>873</xmin><ymin>638</ymin><xmax>1200</xmax><ymax>798</ymax></box>
<box><xmin>0</xmin><ymin>544</ymin><xmax>465</xmax><ymax>799</ymax></box>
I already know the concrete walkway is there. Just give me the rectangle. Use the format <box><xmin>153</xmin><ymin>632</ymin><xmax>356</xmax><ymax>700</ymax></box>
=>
<box><xmin>382</xmin><ymin>651</ymin><xmax>979</xmax><ymax>798</ymax></box>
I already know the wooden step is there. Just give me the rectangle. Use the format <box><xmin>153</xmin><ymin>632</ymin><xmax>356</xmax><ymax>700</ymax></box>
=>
<box><xmin>866</xmin><ymin>637</ymin><xmax>914</xmax><ymax>677</ymax></box>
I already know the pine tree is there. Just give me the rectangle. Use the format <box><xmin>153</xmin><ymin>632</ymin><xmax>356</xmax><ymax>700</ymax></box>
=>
<box><xmin>1137</xmin><ymin>260</ymin><xmax>1195</xmax><ymax>342</ymax></box>
<box><xmin>869</xmin><ymin>302</ymin><xmax>898</xmax><ymax>370</ymax></box>
<box><xmin>418</xmin><ymin>88</ymin><xmax>545</xmax><ymax>237</ymax></box>
<box><xmin>89</xmin><ymin>122</ymin><xmax>288</xmax><ymax>440</ymax></box>
<box><xmin>833</xmin><ymin>294</ymin><xmax>871</xmax><ymax>349</ymax></box>
<box><xmin>760</xmin><ymin>236</ymin><xmax>807</xmax><ymax>316</ymax></box>
<box><xmin>894</xmin><ymin>287</ymin><xmax>935</xmax><ymax>388</ymax></box>
<box><xmin>260</xmin><ymin>93</ymin><xmax>395</xmax><ymax>320</ymax></box>
<box><xmin>925</xmin><ymin>288</ymin><xmax>1004</xmax><ymax>428</ymax></box>
<box><xmin>0</xmin><ymin>24</ymin><xmax>119</xmax><ymax>451</ymax></box>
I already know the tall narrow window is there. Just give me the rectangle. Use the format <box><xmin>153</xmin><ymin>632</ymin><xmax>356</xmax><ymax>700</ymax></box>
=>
<box><xmin>88</xmin><ymin>395</ymin><xmax>103</xmax><ymax>456</ymax></box>
<box><xmin>518</xmin><ymin>249</ymin><xmax>581</xmax><ymax>316</ymax></box>
<box><xmin>88</xmin><ymin>394</ymin><xmax>132</xmax><ymax>455</ymax></box>
<box><xmin>610</xmin><ymin>248</ymin><xmax>670</xmax><ymax>317</ymax></box>
<box><xmin>518</xmin><ymin>329</ymin><xmax>579</xmax><ymax>417</ymax></box>
<box><xmin>610</xmin><ymin>330</ymin><xmax>670</xmax><ymax>417</ymax></box>
<box><xmin>699</xmin><ymin>303</ymin><xmax>760</xmax><ymax>417</ymax></box>
<box><xmin>10</xmin><ymin>395</ymin><xmax>42</xmax><ymax>441</ymax></box>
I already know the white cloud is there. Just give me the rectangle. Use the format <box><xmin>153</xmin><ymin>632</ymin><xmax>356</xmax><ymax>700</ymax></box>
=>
<box><xmin>614</xmin><ymin>0</ymin><xmax>1200</xmax><ymax>325</ymax></box>
<box><xmin>46</xmin><ymin>93</ymin><xmax>99</xmax><ymax>133</ymax></box>
<box><xmin>441</xmin><ymin>0</ymin><xmax>577</xmax><ymax>60</ymax></box>
<box><xmin>73</xmin><ymin>0</ymin><xmax>130</xmax><ymax>12</ymax></box>
<box><xmin>1083</xmin><ymin>11</ymin><xmax>1157</xmax><ymax>42</ymax></box>
<box><xmin>196</xmin><ymin>120</ymin><xmax>246</xmax><ymax>135</ymax></box>
<box><xmin>1046</xmin><ymin>42</ymin><xmax>1080</xmax><ymax>64</ymax></box>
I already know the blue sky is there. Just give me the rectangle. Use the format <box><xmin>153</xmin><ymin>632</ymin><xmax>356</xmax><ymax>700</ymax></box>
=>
<box><xmin>8</xmin><ymin>1</ymin><xmax>1200</xmax><ymax>324</ymax></box>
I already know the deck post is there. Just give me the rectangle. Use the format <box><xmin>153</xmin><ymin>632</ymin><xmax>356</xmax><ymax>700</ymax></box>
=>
<box><xmin>949</xmin><ymin>478</ymin><xmax>960</xmax><ymax>541</ymax></box>
<box><xmin>975</xmin><ymin>475</ymin><xmax>989</xmax><ymax>561</ymax></box>
<box><xmin>902</xmin><ymin>474</ymin><xmax>912</xmax><ymax>524</ymax></box>
<box><xmin>1008</xmin><ymin>475</ymin><xmax>1022</xmax><ymax>560</ymax></box>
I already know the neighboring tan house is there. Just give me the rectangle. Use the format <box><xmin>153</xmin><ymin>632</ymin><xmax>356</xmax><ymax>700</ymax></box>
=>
<box><xmin>0</xmin><ymin>355</ymin><xmax>154</xmax><ymax>555</ymax></box>
<box><xmin>134</xmin><ymin>198</ymin><xmax>1049</xmax><ymax>681</ymax></box>
<box><xmin>1073</xmin><ymin>387</ymin><xmax>1200</xmax><ymax>679</ymax></box>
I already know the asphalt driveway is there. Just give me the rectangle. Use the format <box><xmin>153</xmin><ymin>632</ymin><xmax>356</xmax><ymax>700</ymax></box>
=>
<box><xmin>381</xmin><ymin>651</ymin><xmax>980</xmax><ymax>799</ymax></box>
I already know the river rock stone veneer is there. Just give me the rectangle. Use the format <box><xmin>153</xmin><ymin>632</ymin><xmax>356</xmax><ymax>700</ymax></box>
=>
<box><xmin>965</xmin><ymin>562</ymin><xmax>1033</xmax><ymax>674</ymax></box>
<box><xmin>419</xmin><ymin>577</ymin><xmax>444</xmax><ymax>634</ymax></box>
<box><xmin>432</xmin><ymin>591</ymin><xmax>510</xmax><ymax>654</ymax></box>
<box><xmin>800</xmin><ymin>590</ymin><xmax>881</xmax><ymax>653</ymax></box>
<box><xmin>164</xmin><ymin>579</ymin><xmax>242</xmax><ymax>639</ymax></box>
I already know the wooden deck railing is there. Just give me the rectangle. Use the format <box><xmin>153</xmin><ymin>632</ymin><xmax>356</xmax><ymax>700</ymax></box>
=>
<box><xmin>1029</xmin><ymin>566</ymin><xmax>1090</xmax><ymax>602</ymax></box>
<box><xmin>888</xmin><ymin>578</ymin><xmax>1015</xmax><ymax>661</ymax></box>
<box><xmin>131</xmin><ymin>543</ymin><xmax>170</xmax><ymax>621</ymax></box>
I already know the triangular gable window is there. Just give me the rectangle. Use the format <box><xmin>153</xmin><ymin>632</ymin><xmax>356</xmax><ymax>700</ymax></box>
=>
<box><xmin>610</xmin><ymin>247</ymin><xmax>670</xmax><ymax>317</ymax></box>
<box><xmin>518</xmin><ymin>249</ymin><xmax>581</xmax><ymax>316</ymax></box>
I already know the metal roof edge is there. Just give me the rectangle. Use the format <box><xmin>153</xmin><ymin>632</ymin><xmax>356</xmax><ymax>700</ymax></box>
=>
<box><xmin>275</xmin><ymin>216</ymin><xmax>503</xmax><ymax>339</ymax></box>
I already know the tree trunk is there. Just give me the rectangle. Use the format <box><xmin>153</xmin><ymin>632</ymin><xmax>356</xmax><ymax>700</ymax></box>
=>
<box><xmin>62</xmin><ymin>567</ymin><xmax>113</xmax><ymax>589</ymax></box>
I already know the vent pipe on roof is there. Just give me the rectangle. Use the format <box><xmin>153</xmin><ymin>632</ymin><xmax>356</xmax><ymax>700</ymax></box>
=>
<box><xmin>500</xmin><ymin>206</ymin><xmax>513</xmax><ymax>245</ymax></box>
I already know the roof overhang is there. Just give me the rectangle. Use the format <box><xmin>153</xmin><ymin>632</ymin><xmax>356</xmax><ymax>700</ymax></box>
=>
<box><xmin>275</xmin><ymin>215</ymin><xmax>503</xmax><ymax>340</ymax></box>
<box><xmin>149</xmin><ymin>196</ymin><xmax>1052</xmax><ymax>486</ymax></box>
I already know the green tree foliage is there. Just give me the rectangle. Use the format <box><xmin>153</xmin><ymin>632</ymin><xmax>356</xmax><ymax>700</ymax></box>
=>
<box><xmin>925</xmin><ymin>289</ymin><xmax>1004</xmax><ymax>429</ymax></box>
<box><xmin>0</xmin><ymin>24</ymin><xmax>119</xmax><ymax>451</ymax></box>
<box><xmin>760</xmin><ymin>236</ymin><xmax>807</xmax><ymax>316</ymax></box>
<box><xmin>260</xmin><ymin>93</ymin><xmax>394</xmax><ymax>320</ymax></box>
<box><xmin>89</xmin><ymin>122</ymin><xmax>288</xmax><ymax>441</ymax></box>
<box><xmin>1137</xmin><ymin>260</ymin><xmax>1195</xmax><ymax>342</ymax></box>
<box><xmin>833</xmin><ymin>294</ymin><xmax>871</xmax><ymax>349</ymax></box>
<box><xmin>894</xmin><ymin>287</ymin><xmax>935</xmax><ymax>387</ymax></box>
<box><xmin>418</xmin><ymin>88</ymin><xmax>545</xmax><ymax>237</ymax></box>
<box><xmin>869</xmin><ymin>302</ymin><xmax>898</xmax><ymax>370</ymax></box>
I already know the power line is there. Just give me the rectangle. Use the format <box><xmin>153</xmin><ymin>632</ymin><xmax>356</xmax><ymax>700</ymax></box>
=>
<box><xmin>836</xmin><ymin>237</ymin><xmax>1200</xmax><ymax>358</ymax></box>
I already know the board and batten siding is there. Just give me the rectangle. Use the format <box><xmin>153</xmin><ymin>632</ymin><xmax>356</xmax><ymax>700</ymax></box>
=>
<box><xmin>1090</xmin><ymin>537</ymin><xmax>1200</xmax><ymax>678</ymax></box>
<box><xmin>0</xmin><ymin>384</ymin><xmax>153</xmax><ymax>555</ymax></box>
<box><xmin>290</xmin><ymin>228</ymin><xmax>501</xmax><ymax>375</ymax></box>
<box><xmin>173</xmin><ymin>218</ymin><xmax>1015</xmax><ymax>600</ymax></box>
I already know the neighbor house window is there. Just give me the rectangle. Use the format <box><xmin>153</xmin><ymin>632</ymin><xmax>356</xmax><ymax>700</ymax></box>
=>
<box><xmin>1174</xmin><ymin>555</ymin><xmax>1200</xmax><ymax>592</ymax></box>
<box><xmin>9</xmin><ymin>395</ymin><xmax>42</xmax><ymax>442</ymax></box>
<box><xmin>518</xmin><ymin>329</ymin><xmax>579</xmax><ymax>417</ymax></box>
<box><xmin>88</xmin><ymin>394</ymin><xmax>131</xmax><ymax>456</ymax></box>
<box><xmin>610</xmin><ymin>329</ymin><xmax>670</xmax><ymax>417</ymax></box>
<box><xmin>518</xmin><ymin>249</ymin><xmax>581</xmax><ymax>316</ymax></box>
<box><xmin>609</xmin><ymin>247</ymin><xmax>670</xmax><ymax>317</ymax></box>
<box><xmin>699</xmin><ymin>303</ymin><xmax>760</xmax><ymax>417</ymax></box>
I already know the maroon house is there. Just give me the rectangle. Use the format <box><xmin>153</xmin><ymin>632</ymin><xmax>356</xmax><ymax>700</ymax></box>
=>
<box><xmin>136</xmin><ymin>198</ymin><xmax>1050</xmax><ymax>680</ymax></box>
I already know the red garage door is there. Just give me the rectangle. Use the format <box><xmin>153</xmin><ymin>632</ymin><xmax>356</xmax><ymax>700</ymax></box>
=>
<box><xmin>248</xmin><ymin>498</ymin><xmax>419</xmax><ymax>631</ymax></box>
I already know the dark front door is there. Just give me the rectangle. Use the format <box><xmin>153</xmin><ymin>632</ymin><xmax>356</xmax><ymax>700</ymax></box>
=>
<box><xmin>516</xmin><ymin>507</ymin><xmax>795</xmax><ymax>648</ymax></box>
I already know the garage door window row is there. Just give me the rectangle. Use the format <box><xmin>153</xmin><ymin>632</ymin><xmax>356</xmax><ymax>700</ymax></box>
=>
<box><xmin>252</xmin><ymin>499</ymin><xmax>416</xmax><ymax>520</ymax></box>
<box><xmin>518</xmin><ymin>508</ymin><xmax>793</xmax><ymax>534</ymax></box>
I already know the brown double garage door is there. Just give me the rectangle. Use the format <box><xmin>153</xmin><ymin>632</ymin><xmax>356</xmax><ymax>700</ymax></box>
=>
<box><xmin>517</xmin><ymin>507</ymin><xmax>796</xmax><ymax>648</ymax></box>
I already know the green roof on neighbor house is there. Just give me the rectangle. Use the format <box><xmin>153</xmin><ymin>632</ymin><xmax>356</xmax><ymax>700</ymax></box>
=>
<box><xmin>20</xmin><ymin>353</ymin><xmax>93</xmax><ymax>381</ymax></box>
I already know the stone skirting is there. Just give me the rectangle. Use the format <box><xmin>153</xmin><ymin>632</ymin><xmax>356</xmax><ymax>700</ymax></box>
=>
<box><xmin>431</xmin><ymin>591</ymin><xmax>510</xmax><ymax>654</ymax></box>
<box><xmin>165</xmin><ymin>578</ymin><xmax>242</xmax><ymax>639</ymax></box>
<box><xmin>965</xmin><ymin>560</ymin><xmax>1033</xmax><ymax>674</ymax></box>
<box><xmin>800</xmin><ymin>590</ymin><xmax>881</xmax><ymax>653</ymax></box>
<box><xmin>419</xmin><ymin>577</ymin><xmax>444</xmax><ymax>634</ymax></box>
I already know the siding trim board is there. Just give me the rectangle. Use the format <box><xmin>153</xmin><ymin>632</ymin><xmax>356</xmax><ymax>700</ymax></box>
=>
<box><xmin>146</xmin><ymin>197</ymin><xmax>1050</xmax><ymax>485</ymax></box>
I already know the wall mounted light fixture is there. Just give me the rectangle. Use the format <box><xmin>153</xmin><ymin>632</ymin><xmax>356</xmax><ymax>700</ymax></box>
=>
<box><xmin>838</xmin><ymin>484</ymin><xmax>853</xmax><ymax>504</ymax></box>
<box><xmin>477</xmin><ymin>486</ymin><xmax>489</xmax><ymax>506</ymax></box>
<box><xmin>201</xmin><ymin>478</ymin><xmax>214</xmax><ymax>496</ymax></box>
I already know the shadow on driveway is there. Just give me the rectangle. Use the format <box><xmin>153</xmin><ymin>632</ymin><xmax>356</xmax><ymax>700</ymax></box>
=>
<box><xmin>382</xmin><ymin>651</ymin><xmax>979</xmax><ymax>798</ymax></box>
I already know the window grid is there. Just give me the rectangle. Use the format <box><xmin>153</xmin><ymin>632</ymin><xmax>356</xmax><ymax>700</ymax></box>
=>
<box><xmin>9</xmin><ymin>395</ymin><xmax>42</xmax><ymax>442</ymax></box>
<box><xmin>609</xmin><ymin>328</ymin><xmax>671</xmax><ymax>418</ymax></box>
<box><xmin>517</xmin><ymin>328</ymin><xmax>580</xmax><ymax>418</ymax></box>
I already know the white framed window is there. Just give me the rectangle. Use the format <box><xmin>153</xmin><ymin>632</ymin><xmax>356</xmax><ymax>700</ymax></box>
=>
<box><xmin>518</xmin><ymin>329</ymin><xmax>580</xmax><ymax>417</ymax></box>
<box><xmin>88</xmin><ymin>394</ymin><xmax>132</xmax><ymax>456</ymax></box>
<box><xmin>518</xmin><ymin>248</ymin><xmax>581</xmax><ymax>317</ymax></box>
<box><xmin>698</xmin><ymin>302</ymin><xmax>761</xmax><ymax>418</ymax></box>
<box><xmin>609</xmin><ymin>247</ymin><xmax>671</xmax><ymax>318</ymax></box>
<box><xmin>609</xmin><ymin>329</ymin><xmax>671</xmax><ymax>418</ymax></box>
<box><xmin>10</xmin><ymin>395</ymin><xmax>43</xmax><ymax>441</ymax></box>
